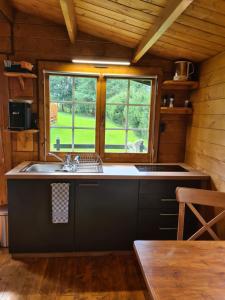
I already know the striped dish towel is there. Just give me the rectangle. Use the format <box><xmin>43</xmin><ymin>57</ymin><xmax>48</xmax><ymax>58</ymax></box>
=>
<box><xmin>51</xmin><ymin>183</ymin><xmax>70</xmax><ymax>224</ymax></box>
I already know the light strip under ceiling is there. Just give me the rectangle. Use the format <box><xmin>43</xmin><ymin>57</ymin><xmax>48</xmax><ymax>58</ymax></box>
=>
<box><xmin>72</xmin><ymin>59</ymin><xmax>130</xmax><ymax>66</ymax></box>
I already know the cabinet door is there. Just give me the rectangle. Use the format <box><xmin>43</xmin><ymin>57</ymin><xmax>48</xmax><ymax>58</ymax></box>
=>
<box><xmin>137</xmin><ymin>180</ymin><xmax>201</xmax><ymax>240</ymax></box>
<box><xmin>75</xmin><ymin>180</ymin><xmax>138</xmax><ymax>251</ymax></box>
<box><xmin>8</xmin><ymin>180</ymin><xmax>75</xmax><ymax>253</ymax></box>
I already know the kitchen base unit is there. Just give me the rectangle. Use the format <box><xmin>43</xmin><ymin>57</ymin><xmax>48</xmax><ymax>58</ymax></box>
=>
<box><xmin>7</xmin><ymin>176</ymin><xmax>208</xmax><ymax>254</ymax></box>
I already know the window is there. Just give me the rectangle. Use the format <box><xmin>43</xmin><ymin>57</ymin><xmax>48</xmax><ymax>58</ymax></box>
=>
<box><xmin>104</xmin><ymin>78</ymin><xmax>152</xmax><ymax>154</ymax></box>
<box><xmin>49</xmin><ymin>75</ymin><xmax>97</xmax><ymax>153</ymax></box>
<box><xmin>42</xmin><ymin>64</ymin><xmax>158</xmax><ymax>163</ymax></box>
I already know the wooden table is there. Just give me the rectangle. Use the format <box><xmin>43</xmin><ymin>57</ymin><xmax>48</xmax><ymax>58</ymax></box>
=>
<box><xmin>134</xmin><ymin>241</ymin><xmax>225</xmax><ymax>300</ymax></box>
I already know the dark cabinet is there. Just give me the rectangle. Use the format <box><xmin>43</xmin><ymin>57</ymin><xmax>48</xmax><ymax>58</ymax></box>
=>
<box><xmin>137</xmin><ymin>180</ymin><xmax>201</xmax><ymax>240</ymax></box>
<box><xmin>75</xmin><ymin>180</ymin><xmax>138</xmax><ymax>251</ymax></box>
<box><xmin>8</xmin><ymin>177</ymin><xmax>205</xmax><ymax>253</ymax></box>
<box><xmin>8</xmin><ymin>180</ymin><xmax>75</xmax><ymax>253</ymax></box>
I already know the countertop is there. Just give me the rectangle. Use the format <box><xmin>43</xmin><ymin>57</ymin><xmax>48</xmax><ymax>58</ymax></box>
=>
<box><xmin>6</xmin><ymin>161</ymin><xmax>210</xmax><ymax>180</ymax></box>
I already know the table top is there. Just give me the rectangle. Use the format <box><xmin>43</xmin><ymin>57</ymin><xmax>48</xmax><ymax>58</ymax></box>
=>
<box><xmin>134</xmin><ymin>241</ymin><xmax>225</xmax><ymax>300</ymax></box>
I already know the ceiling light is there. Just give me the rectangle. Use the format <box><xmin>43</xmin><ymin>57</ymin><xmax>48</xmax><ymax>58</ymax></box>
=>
<box><xmin>72</xmin><ymin>59</ymin><xmax>130</xmax><ymax>66</ymax></box>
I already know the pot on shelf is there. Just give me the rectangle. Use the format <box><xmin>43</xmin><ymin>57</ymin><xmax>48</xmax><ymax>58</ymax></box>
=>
<box><xmin>173</xmin><ymin>61</ymin><xmax>194</xmax><ymax>81</ymax></box>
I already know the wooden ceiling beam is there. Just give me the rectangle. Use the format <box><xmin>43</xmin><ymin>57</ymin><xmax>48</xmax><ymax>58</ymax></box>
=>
<box><xmin>0</xmin><ymin>0</ymin><xmax>13</xmax><ymax>22</ymax></box>
<box><xmin>59</xmin><ymin>0</ymin><xmax>77</xmax><ymax>43</ymax></box>
<box><xmin>132</xmin><ymin>0</ymin><xmax>194</xmax><ymax>63</ymax></box>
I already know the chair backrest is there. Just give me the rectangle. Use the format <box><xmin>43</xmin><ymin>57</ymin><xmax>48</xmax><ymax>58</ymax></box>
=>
<box><xmin>176</xmin><ymin>187</ymin><xmax>225</xmax><ymax>241</ymax></box>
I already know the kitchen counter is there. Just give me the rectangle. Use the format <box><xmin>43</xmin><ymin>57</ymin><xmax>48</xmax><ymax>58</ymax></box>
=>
<box><xmin>6</xmin><ymin>161</ymin><xmax>209</xmax><ymax>180</ymax></box>
<box><xmin>7</xmin><ymin>162</ymin><xmax>209</xmax><ymax>254</ymax></box>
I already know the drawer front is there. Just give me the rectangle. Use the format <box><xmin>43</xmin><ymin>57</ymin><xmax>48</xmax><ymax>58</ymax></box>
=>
<box><xmin>137</xmin><ymin>207</ymin><xmax>197</xmax><ymax>241</ymax></box>
<box><xmin>139</xmin><ymin>180</ymin><xmax>201</xmax><ymax>209</ymax></box>
<box><xmin>159</xmin><ymin>227</ymin><xmax>177</xmax><ymax>240</ymax></box>
<box><xmin>159</xmin><ymin>213</ymin><xmax>178</xmax><ymax>227</ymax></box>
<box><xmin>137</xmin><ymin>210</ymin><xmax>178</xmax><ymax>240</ymax></box>
<box><xmin>137</xmin><ymin>210</ymin><xmax>159</xmax><ymax>240</ymax></box>
<box><xmin>160</xmin><ymin>198</ymin><xmax>178</xmax><ymax>213</ymax></box>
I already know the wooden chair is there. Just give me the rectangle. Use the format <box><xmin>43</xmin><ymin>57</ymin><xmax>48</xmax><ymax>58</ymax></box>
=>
<box><xmin>176</xmin><ymin>187</ymin><xmax>225</xmax><ymax>240</ymax></box>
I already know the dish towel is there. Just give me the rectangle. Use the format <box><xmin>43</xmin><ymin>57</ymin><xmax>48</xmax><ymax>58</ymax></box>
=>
<box><xmin>51</xmin><ymin>183</ymin><xmax>70</xmax><ymax>224</ymax></box>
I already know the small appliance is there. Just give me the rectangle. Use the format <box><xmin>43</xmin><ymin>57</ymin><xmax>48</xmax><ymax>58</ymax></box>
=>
<box><xmin>173</xmin><ymin>61</ymin><xmax>194</xmax><ymax>81</ymax></box>
<box><xmin>9</xmin><ymin>99</ymin><xmax>32</xmax><ymax>130</ymax></box>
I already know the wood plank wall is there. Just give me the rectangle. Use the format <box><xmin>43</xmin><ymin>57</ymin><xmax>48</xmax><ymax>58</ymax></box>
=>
<box><xmin>0</xmin><ymin>13</ymin><xmax>11</xmax><ymax>54</ymax></box>
<box><xmin>186</xmin><ymin>51</ymin><xmax>225</xmax><ymax>237</ymax></box>
<box><xmin>0</xmin><ymin>11</ymin><xmax>190</xmax><ymax>200</ymax></box>
<box><xmin>0</xmin><ymin>54</ymin><xmax>11</xmax><ymax>205</ymax></box>
<box><xmin>8</xmin><ymin>11</ymin><xmax>178</xmax><ymax>166</ymax></box>
<box><xmin>159</xmin><ymin>114</ymin><xmax>189</xmax><ymax>163</ymax></box>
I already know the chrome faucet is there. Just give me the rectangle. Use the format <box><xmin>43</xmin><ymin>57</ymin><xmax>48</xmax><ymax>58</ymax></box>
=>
<box><xmin>48</xmin><ymin>152</ymin><xmax>64</xmax><ymax>162</ymax></box>
<box><xmin>48</xmin><ymin>153</ymin><xmax>79</xmax><ymax>171</ymax></box>
<box><xmin>64</xmin><ymin>154</ymin><xmax>72</xmax><ymax>166</ymax></box>
<box><xmin>74</xmin><ymin>155</ymin><xmax>80</xmax><ymax>164</ymax></box>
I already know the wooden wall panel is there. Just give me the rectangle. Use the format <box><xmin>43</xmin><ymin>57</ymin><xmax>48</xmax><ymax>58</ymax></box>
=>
<box><xmin>5</xmin><ymin>11</ymin><xmax>175</xmax><ymax>168</ymax></box>
<box><xmin>0</xmin><ymin>54</ymin><xmax>11</xmax><ymax>205</ymax></box>
<box><xmin>1</xmin><ymin>11</ymin><xmax>184</xmax><ymax>173</ymax></box>
<box><xmin>158</xmin><ymin>114</ymin><xmax>189</xmax><ymax>163</ymax></box>
<box><xmin>0</xmin><ymin>13</ymin><xmax>11</xmax><ymax>54</ymax></box>
<box><xmin>186</xmin><ymin>51</ymin><xmax>225</xmax><ymax>237</ymax></box>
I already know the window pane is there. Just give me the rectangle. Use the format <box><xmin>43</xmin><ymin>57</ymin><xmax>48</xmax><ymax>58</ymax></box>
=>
<box><xmin>129</xmin><ymin>79</ymin><xmax>152</xmax><ymax>104</ymax></box>
<box><xmin>49</xmin><ymin>76</ymin><xmax>97</xmax><ymax>153</ymax></box>
<box><xmin>105</xmin><ymin>130</ymin><xmax>126</xmax><ymax>153</ymax></box>
<box><xmin>106</xmin><ymin>79</ymin><xmax>128</xmax><ymax>104</ymax></box>
<box><xmin>74</xmin><ymin>129</ymin><xmax>95</xmax><ymax>152</ymax></box>
<box><xmin>49</xmin><ymin>75</ymin><xmax>73</xmax><ymax>102</ymax></box>
<box><xmin>105</xmin><ymin>104</ymin><xmax>127</xmax><ymax>129</ymax></box>
<box><xmin>50</xmin><ymin>103</ymin><xmax>73</xmax><ymax>127</ymax></box>
<box><xmin>74</xmin><ymin>77</ymin><xmax>97</xmax><ymax>103</ymax></box>
<box><xmin>50</xmin><ymin>128</ymin><xmax>72</xmax><ymax>152</ymax></box>
<box><xmin>127</xmin><ymin>130</ymin><xmax>149</xmax><ymax>153</ymax></box>
<box><xmin>105</xmin><ymin>78</ymin><xmax>151</xmax><ymax>154</ymax></box>
<box><xmin>127</xmin><ymin>106</ymin><xmax>150</xmax><ymax>129</ymax></box>
<box><xmin>75</xmin><ymin>103</ymin><xmax>96</xmax><ymax>128</ymax></box>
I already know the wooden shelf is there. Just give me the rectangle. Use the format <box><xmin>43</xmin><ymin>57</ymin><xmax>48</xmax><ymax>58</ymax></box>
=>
<box><xmin>4</xmin><ymin>72</ymin><xmax>37</xmax><ymax>90</ymax></box>
<box><xmin>160</xmin><ymin>107</ymin><xmax>192</xmax><ymax>115</ymax></box>
<box><xmin>162</xmin><ymin>80</ymin><xmax>199</xmax><ymax>90</ymax></box>
<box><xmin>9</xmin><ymin>129</ymin><xmax>39</xmax><ymax>134</ymax></box>
<box><xmin>4</xmin><ymin>72</ymin><xmax>37</xmax><ymax>79</ymax></box>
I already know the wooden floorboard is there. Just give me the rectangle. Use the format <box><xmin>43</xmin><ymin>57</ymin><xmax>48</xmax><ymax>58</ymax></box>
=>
<box><xmin>0</xmin><ymin>250</ymin><xmax>148</xmax><ymax>300</ymax></box>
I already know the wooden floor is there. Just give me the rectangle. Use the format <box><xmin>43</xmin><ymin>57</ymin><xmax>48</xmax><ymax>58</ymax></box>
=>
<box><xmin>0</xmin><ymin>250</ymin><xmax>148</xmax><ymax>300</ymax></box>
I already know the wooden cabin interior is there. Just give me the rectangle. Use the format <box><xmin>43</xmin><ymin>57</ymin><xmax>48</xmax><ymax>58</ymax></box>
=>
<box><xmin>0</xmin><ymin>0</ymin><xmax>225</xmax><ymax>299</ymax></box>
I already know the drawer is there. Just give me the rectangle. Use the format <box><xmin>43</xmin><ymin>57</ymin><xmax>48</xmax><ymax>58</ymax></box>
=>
<box><xmin>159</xmin><ymin>213</ymin><xmax>178</xmax><ymax>227</ymax></box>
<box><xmin>137</xmin><ymin>210</ymin><xmax>178</xmax><ymax>240</ymax></box>
<box><xmin>137</xmin><ymin>207</ymin><xmax>197</xmax><ymax>241</ymax></box>
<box><xmin>139</xmin><ymin>180</ymin><xmax>201</xmax><ymax>209</ymax></box>
<box><xmin>139</xmin><ymin>193</ymin><xmax>161</xmax><ymax>209</ymax></box>
<box><xmin>139</xmin><ymin>195</ymin><xmax>179</xmax><ymax>210</ymax></box>
<box><xmin>140</xmin><ymin>180</ymin><xmax>178</xmax><ymax>196</ymax></box>
<box><xmin>160</xmin><ymin>198</ymin><xmax>179</xmax><ymax>213</ymax></box>
<box><xmin>159</xmin><ymin>227</ymin><xmax>177</xmax><ymax>240</ymax></box>
<box><xmin>137</xmin><ymin>209</ymin><xmax>160</xmax><ymax>240</ymax></box>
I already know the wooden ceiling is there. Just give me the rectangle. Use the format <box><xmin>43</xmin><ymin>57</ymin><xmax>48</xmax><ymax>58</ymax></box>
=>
<box><xmin>7</xmin><ymin>0</ymin><xmax>225</xmax><ymax>62</ymax></box>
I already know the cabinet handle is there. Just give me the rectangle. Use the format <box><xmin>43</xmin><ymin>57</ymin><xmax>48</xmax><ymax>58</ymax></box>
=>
<box><xmin>160</xmin><ymin>213</ymin><xmax>178</xmax><ymax>216</ymax></box>
<box><xmin>79</xmin><ymin>183</ymin><xmax>99</xmax><ymax>187</ymax></box>
<box><xmin>159</xmin><ymin>227</ymin><xmax>177</xmax><ymax>231</ymax></box>
<box><xmin>161</xmin><ymin>198</ymin><xmax>177</xmax><ymax>202</ymax></box>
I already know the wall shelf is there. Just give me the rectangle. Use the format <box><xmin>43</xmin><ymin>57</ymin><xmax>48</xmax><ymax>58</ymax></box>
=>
<box><xmin>162</xmin><ymin>80</ymin><xmax>199</xmax><ymax>90</ymax></box>
<box><xmin>160</xmin><ymin>107</ymin><xmax>192</xmax><ymax>115</ymax></box>
<box><xmin>4</xmin><ymin>72</ymin><xmax>37</xmax><ymax>90</ymax></box>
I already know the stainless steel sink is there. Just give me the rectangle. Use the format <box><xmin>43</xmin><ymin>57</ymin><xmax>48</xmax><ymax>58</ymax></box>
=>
<box><xmin>21</xmin><ymin>163</ymin><xmax>64</xmax><ymax>173</ymax></box>
<box><xmin>20</xmin><ymin>161</ymin><xmax>103</xmax><ymax>173</ymax></box>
